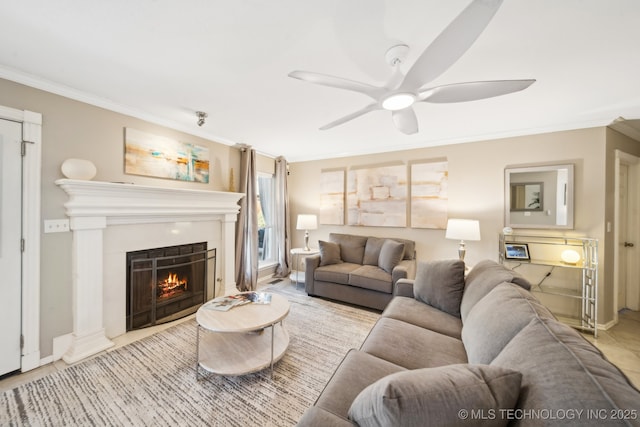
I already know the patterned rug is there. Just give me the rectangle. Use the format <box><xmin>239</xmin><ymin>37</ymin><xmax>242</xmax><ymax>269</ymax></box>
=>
<box><xmin>1</xmin><ymin>284</ymin><xmax>379</xmax><ymax>426</ymax></box>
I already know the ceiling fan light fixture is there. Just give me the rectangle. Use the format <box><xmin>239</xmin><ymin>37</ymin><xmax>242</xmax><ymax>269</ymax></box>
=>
<box><xmin>382</xmin><ymin>93</ymin><xmax>415</xmax><ymax>111</ymax></box>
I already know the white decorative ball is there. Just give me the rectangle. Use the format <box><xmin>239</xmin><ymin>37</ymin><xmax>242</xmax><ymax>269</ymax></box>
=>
<box><xmin>502</xmin><ymin>227</ymin><xmax>513</xmax><ymax>235</ymax></box>
<box><xmin>561</xmin><ymin>249</ymin><xmax>581</xmax><ymax>265</ymax></box>
<box><xmin>61</xmin><ymin>158</ymin><xmax>97</xmax><ymax>180</ymax></box>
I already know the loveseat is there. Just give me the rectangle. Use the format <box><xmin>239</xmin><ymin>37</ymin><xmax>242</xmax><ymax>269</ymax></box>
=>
<box><xmin>304</xmin><ymin>233</ymin><xmax>416</xmax><ymax>310</ymax></box>
<box><xmin>297</xmin><ymin>259</ymin><xmax>640</xmax><ymax>426</ymax></box>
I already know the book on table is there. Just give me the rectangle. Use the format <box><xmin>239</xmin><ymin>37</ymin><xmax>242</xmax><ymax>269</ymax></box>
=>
<box><xmin>205</xmin><ymin>292</ymin><xmax>272</xmax><ymax>311</ymax></box>
<box><xmin>247</xmin><ymin>292</ymin><xmax>272</xmax><ymax>304</ymax></box>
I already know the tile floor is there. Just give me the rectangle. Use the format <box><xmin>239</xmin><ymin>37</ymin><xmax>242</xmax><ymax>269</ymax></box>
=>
<box><xmin>1</xmin><ymin>289</ymin><xmax>639</xmax><ymax>393</ymax></box>
<box><xmin>581</xmin><ymin>309</ymin><xmax>640</xmax><ymax>388</ymax></box>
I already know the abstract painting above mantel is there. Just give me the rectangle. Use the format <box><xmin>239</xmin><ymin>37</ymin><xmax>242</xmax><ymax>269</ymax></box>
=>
<box><xmin>410</xmin><ymin>160</ymin><xmax>448</xmax><ymax>229</ymax></box>
<box><xmin>124</xmin><ymin>128</ymin><xmax>210</xmax><ymax>183</ymax></box>
<box><xmin>347</xmin><ymin>164</ymin><xmax>406</xmax><ymax>227</ymax></box>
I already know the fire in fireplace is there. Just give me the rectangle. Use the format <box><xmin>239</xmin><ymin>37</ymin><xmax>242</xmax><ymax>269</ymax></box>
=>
<box><xmin>126</xmin><ymin>242</ymin><xmax>216</xmax><ymax>331</ymax></box>
<box><xmin>157</xmin><ymin>272</ymin><xmax>188</xmax><ymax>299</ymax></box>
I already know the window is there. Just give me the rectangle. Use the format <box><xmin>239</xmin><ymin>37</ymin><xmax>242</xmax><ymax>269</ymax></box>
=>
<box><xmin>257</xmin><ymin>172</ymin><xmax>276</xmax><ymax>267</ymax></box>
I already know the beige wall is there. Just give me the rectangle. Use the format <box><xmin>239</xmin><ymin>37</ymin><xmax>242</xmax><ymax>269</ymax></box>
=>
<box><xmin>289</xmin><ymin>127</ymin><xmax>611</xmax><ymax>320</ymax></box>
<box><xmin>1</xmin><ymin>78</ymin><xmax>240</xmax><ymax>357</ymax></box>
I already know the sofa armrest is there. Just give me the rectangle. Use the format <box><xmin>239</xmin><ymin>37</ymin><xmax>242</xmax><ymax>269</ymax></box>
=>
<box><xmin>304</xmin><ymin>254</ymin><xmax>321</xmax><ymax>295</ymax></box>
<box><xmin>393</xmin><ymin>278</ymin><xmax>415</xmax><ymax>298</ymax></box>
<box><xmin>391</xmin><ymin>259</ymin><xmax>416</xmax><ymax>284</ymax></box>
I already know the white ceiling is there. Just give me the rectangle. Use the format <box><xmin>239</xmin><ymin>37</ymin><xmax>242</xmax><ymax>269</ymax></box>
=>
<box><xmin>1</xmin><ymin>0</ymin><xmax>639</xmax><ymax>162</ymax></box>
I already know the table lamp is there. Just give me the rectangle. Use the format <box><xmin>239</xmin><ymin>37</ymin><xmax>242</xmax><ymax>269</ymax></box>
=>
<box><xmin>296</xmin><ymin>214</ymin><xmax>317</xmax><ymax>251</ymax></box>
<box><xmin>445</xmin><ymin>219</ymin><xmax>481</xmax><ymax>261</ymax></box>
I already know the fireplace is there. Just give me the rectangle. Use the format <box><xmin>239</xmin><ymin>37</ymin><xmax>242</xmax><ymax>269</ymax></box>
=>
<box><xmin>126</xmin><ymin>242</ymin><xmax>216</xmax><ymax>330</ymax></box>
<box><xmin>56</xmin><ymin>179</ymin><xmax>243</xmax><ymax>363</ymax></box>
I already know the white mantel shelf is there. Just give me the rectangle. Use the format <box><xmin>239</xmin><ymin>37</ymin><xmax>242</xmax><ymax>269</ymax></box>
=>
<box><xmin>56</xmin><ymin>179</ymin><xmax>244</xmax><ymax>364</ymax></box>
<box><xmin>56</xmin><ymin>179</ymin><xmax>244</xmax><ymax>224</ymax></box>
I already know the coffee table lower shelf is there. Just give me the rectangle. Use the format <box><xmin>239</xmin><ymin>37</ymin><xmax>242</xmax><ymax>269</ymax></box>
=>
<box><xmin>196</xmin><ymin>322</ymin><xmax>289</xmax><ymax>377</ymax></box>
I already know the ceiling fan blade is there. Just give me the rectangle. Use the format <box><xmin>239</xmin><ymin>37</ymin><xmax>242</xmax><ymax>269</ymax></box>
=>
<box><xmin>400</xmin><ymin>0</ymin><xmax>503</xmax><ymax>91</ymax></box>
<box><xmin>320</xmin><ymin>103</ymin><xmax>380</xmax><ymax>131</ymax></box>
<box><xmin>289</xmin><ymin>71</ymin><xmax>386</xmax><ymax>100</ymax></box>
<box><xmin>420</xmin><ymin>79</ymin><xmax>535</xmax><ymax>103</ymax></box>
<box><xmin>392</xmin><ymin>108</ymin><xmax>419</xmax><ymax>135</ymax></box>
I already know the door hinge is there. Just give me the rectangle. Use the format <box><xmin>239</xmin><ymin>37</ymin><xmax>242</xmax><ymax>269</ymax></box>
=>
<box><xmin>21</xmin><ymin>239</ymin><xmax>25</xmax><ymax>252</ymax></box>
<box><xmin>20</xmin><ymin>334</ymin><xmax>24</xmax><ymax>350</ymax></box>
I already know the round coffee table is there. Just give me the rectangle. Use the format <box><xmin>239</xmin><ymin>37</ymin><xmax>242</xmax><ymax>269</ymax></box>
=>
<box><xmin>195</xmin><ymin>293</ymin><xmax>290</xmax><ymax>378</ymax></box>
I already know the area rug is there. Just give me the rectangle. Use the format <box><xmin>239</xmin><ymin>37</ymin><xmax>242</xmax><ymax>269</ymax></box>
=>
<box><xmin>0</xmin><ymin>285</ymin><xmax>379</xmax><ymax>426</ymax></box>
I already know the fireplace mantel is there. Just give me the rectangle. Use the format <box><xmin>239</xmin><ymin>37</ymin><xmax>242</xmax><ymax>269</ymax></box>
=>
<box><xmin>56</xmin><ymin>179</ymin><xmax>243</xmax><ymax>224</ymax></box>
<box><xmin>56</xmin><ymin>179</ymin><xmax>244</xmax><ymax>363</ymax></box>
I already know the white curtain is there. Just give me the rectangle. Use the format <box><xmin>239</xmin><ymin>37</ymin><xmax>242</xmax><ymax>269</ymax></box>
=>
<box><xmin>235</xmin><ymin>146</ymin><xmax>258</xmax><ymax>291</ymax></box>
<box><xmin>274</xmin><ymin>156</ymin><xmax>291</xmax><ymax>277</ymax></box>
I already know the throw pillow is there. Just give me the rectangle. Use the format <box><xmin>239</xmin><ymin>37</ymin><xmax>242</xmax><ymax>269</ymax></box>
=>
<box><xmin>378</xmin><ymin>240</ymin><xmax>405</xmax><ymax>273</ymax></box>
<box><xmin>348</xmin><ymin>364</ymin><xmax>522</xmax><ymax>427</ymax></box>
<box><xmin>318</xmin><ymin>240</ymin><xmax>342</xmax><ymax>266</ymax></box>
<box><xmin>363</xmin><ymin>237</ymin><xmax>385</xmax><ymax>265</ymax></box>
<box><xmin>414</xmin><ymin>259</ymin><xmax>466</xmax><ymax>317</ymax></box>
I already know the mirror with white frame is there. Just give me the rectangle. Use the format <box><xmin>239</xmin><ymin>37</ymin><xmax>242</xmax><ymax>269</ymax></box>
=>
<box><xmin>505</xmin><ymin>164</ymin><xmax>574</xmax><ymax>229</ymax></box>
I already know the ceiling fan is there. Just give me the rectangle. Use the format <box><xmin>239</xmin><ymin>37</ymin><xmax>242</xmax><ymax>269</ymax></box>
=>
<box><xmin>288</xmin><ymin>0</ymin><xmax>535</xmax><ymax>135</ymax></box>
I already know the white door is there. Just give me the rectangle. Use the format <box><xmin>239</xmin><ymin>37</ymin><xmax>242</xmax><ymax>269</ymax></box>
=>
<box><xmin>623</xmin><ymin>159</ymin><xmax>640</xmax><ymax>311</ymax></box>
<box><xmin>617</xmin><ymin>153</ymin><xmax>640</xmax><ymax>312</ymax></box>
<box><xmin>0</xmin><ymin>119</ymin><xmax>22</xmax><ymax>376</ymax></box>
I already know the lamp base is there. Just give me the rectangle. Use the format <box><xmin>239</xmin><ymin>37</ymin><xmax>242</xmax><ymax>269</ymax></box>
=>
<box><xmin>304</xmin><ymin>231</ymin><xmax>310</xmax><ymax>251</ymax></box>
<box><xmin>457</xmin><ymin>241</ymin><xmax>466</xmax><ymax>261</ymax></box>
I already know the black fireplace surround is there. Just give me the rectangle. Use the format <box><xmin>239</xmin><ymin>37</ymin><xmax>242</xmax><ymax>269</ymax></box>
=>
<box><xmin>126</xmin><ymin>242</ymin><xmax>215</xmax><ymax>331</ymax></box>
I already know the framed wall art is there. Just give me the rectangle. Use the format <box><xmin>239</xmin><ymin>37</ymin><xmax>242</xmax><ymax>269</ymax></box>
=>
<box><xmin>124</xmin><ymin>128</ymin><xmax>210</xmax><ymax>183</ymax></box>
<box><xmin>410</xmin><ymin>160</ymin><xmax>448</xmax><ymax>229</ymax></box>
<box><xmin>319</xmin><ymin>169</ymin><xmax>345</xmax><ymax>225</ymax></box>
<box><xmin>347</xmin><ymin>164</ymin><xmax>407</xmax><ymax>227</ymax></box>
<box><xmin>510</xmin><ymin>182</ymin><xmax>543</xmax><ymax>211</ymax></box>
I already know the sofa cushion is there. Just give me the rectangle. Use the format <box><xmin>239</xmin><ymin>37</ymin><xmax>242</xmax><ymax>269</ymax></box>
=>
<box><xmin>360</xmin><ymin>317</ymin><xmax>467</xmax><ymax>370</ymax></box>
<box><xmin>460</xmin><ymin>260</ymin><xmax>531</xmax><ymax>323</ymax></box>
<box><xmin>378</xmin><ymin>240</ymin><xmax>405</xmax><ymax>274</ymax></box>
<box><xmin>315</xmin><ymin>263</ymin><xmax>361</xmax><ymax>285</ymax></box>
<box><xmin>318</xmin><ymin>240</ymin><xmax>343</xmax><ymax>266</ymax></box>
<box><xmin>350</xmin><ymin>265</ymin><xmax>393</xmax><ymax>293</ymax></box>
<box><xmin>330</xmin><ymin>233</ymin><xmax>368</xmax><ymax>264</ymax></box>
<box><xmin>492</xmin><ymin>317</ymin><xmax>640</xmax><ymax>423</ymax></box>
<box><xmin>363</xmin><ymin>237</ymin><xmax>385</xmax><ymax>266</ymax></box>
<box><xmin>314</xmin><ymin>349</ymin><xmax>406</xmax><ymax>421</ymax></box>
<box><xmin>348</xmin><ymin>364</ymin><xmax>522</xmax><ymax>427</ymax></box>
<box><xmin>462</xmin><ymin>282</ymin><xmax>554</xmax><ymax>365</ymax></box>
<box><xmin>393</xmin><ymin>238</ymin><xmax>415</xmax><ymax>260</ymax></box>
<box><xmin>382</xmin><ymin>296</ymin><xmax>462</xmax><ymax>339</ymax></box>
<box><xmin>414</xmin><ymin>259</ymin><xmax>465</xmax><ymax>317</ymax></box>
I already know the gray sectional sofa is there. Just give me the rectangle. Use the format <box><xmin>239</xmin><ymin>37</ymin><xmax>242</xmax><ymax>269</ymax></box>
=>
<box><xmin>297</xmin><ymin>259</ymin><xmax>640</xmax><ymax>426</ymax></box>
<box><xmin>304</xmin><ymin>233</ymin><xmax>416</xmax><ymax>310</ymax></box>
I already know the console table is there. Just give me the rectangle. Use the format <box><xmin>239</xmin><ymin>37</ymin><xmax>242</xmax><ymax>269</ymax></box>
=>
<box><xmin>499</xmin><ymin>233</ymin><xmax>598</xmax><ymax>337</ymax></box>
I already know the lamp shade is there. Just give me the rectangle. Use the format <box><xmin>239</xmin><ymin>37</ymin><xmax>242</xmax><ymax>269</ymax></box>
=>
<box><xmin>445</xmin><ymin>219</ymin><xmax>481</xmax><ymax>241</ymax></box>
<box><xmin>296</xmin><ymin>214</ymin><xmax>317</xmax><ymax>230</ymax></box>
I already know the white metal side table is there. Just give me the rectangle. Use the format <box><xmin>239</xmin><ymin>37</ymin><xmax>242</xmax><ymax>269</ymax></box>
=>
<box><xmin>289</xmin><ymin>247</ymin><xmax>319</xmax><ymax>288</ymax></box>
